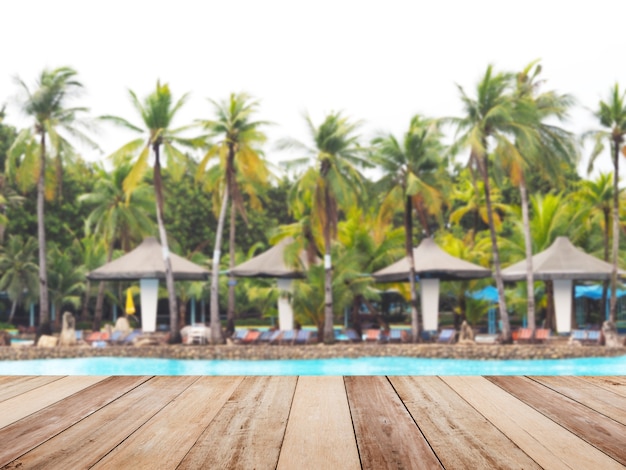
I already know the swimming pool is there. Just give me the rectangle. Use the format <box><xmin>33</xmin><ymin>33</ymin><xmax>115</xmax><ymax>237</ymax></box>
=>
<box><xmin>1</xmin><ymin>355</ymin><xmax>625</xmax><ymax>375</ymax></box>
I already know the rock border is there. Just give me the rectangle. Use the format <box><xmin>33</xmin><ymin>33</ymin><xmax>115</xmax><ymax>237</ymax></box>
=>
<box><xmin>1</xmin><ymin>343</ymin><xmax>625</xmax><ymax>361</ymax></box>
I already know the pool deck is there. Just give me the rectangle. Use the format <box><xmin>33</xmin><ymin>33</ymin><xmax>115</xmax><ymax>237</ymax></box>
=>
<box><xmin>0</xmin><ymin>376</ymin><xmax>625</xmax><ymax>469</ymax></box>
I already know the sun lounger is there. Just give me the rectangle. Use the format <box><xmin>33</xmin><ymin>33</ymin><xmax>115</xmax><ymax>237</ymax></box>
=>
<box><xmin>257</xmin><ymin>330</ymin><xmax>274</xmax><ymax>342</ymax></box>
<box><xmin>268</xmin><ymin>330</ymin><xmax>284</xmax><ymax>344</ymax></box>
<box><xmin>474</xmin><ymin>334</ymin><xmax>500</xmax><ymax>344</ymax></box>
<box><xmin>516</xmin><ymin>328</ymin><xmax>532</xmax><ymax>342</ymax></box>
<box><xmin>232</xmin><ymin>329</ymin><xmax>250</xmax><ymax>343</ymax></box>
<box><xmin>535</xmin><ymin>328</ymin><xmax>551</xmax><ymax>342</ymax></box>
<box><xmin>364</xmin><ymin>329</ymin><xmax>382</xmax><ymax>342</ymax></box>
<box><xmin>569</xmin><ymin>329</ymin><xmax>602</xmax><ymax>345</ymax></box>
<box><xmin>387</xmin><ymin>329</ymin><xmax>409</xmax><ymax>343</ymax></box>
<box><xmin>241</xmin><ymin>330</ymin><xmax>261</xmax><ymax>344</ymax></box>
<box><xmin>437</xmin><ymin>329</ymin><xmax>456</xmax><ymax>344</ymax></box>
<box><xmin>279</xmin><ymin>330</ymin><xmax>297</xmax><ymax>344</ymax></box>
<box><xmin>294</xmin><ymin>330</ymin><xmax>316</xmax><ymax>344</ymax></box>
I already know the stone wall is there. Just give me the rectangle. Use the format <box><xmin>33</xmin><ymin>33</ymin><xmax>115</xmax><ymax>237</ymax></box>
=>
<box><xmin>1</xmin><ymin>343</ymin><xmax>625</xmax><ymax>361</ymax></box>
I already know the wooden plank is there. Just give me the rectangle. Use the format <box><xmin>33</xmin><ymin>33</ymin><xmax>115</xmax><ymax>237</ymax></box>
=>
<box><xmin>488</xmin><ymin>376</ymin><xmax>626</xmax><ymax>466</ymax></box>
<box><xmin>177</xmin><ymin>376</ymin><xmax>297</xmax><ymax>469</ymax></box>
<box><xmin>5</xmin><ymin>376</ymin><xmax>197</xmax><ymax>469</ymax></box>
<box><xmin>345</xmin><ymin>376</ymin><xmax>442</xmax><ymax>470</ymax></box>
<box><xmin>0</xmin><ymin>376</ymin><xmax>63</xmax><ymax>403</ymax></box>
<box><xmin>528</xmin><ymin>376</ymin><xmax>626</xmax><ymax>425</ymax></box>
<box><xmin>389</xmin><ymin>376</ymin><xmax>541</xmax><ymax>469</ymax></box>
<box><xmin>443</xmin><ymin>376</ymin><xmax>624</xmax><ymax>470</ymax></box>
<box><xmin>91</xmin><ymin>376</ymin><xmax>243</xmax><ymax>469</ymax></box>
<box><xmin>0</xmin><ymin>376</ymin><xmax>150</xmax><ymax>467</ymax></box>
<box><xmin>277</xmin><ymin>376</ymin><xmax>360</xmax><ymax>470</ymax></box>
<box><xmin>584</xmin><ymin>376</ymin><xmax>626</xmax><ymax>397</ymax></box>
<box><xmin>0</xmin><ymin>375</ymin><xmax>107</xmax><ymax>429</ymax></box>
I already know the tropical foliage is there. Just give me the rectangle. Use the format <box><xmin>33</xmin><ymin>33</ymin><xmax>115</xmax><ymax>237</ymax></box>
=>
<box><xmin>1</xmin><ymin>62</ymin><xmax>625</xmax><ymax>346</ymax></box>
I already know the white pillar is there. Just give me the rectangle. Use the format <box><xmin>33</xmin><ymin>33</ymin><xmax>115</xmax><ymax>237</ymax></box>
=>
<box><xmin>420</xmin><ymin>278</ymin><xmax>440</xmax><ymax>331</ymax></box>
<box><xmin>277</xmin><ymin>278</ymin><xmax>294</xmax><ymax>331</ymax></box>
<box><xmin>140</xmin><ymin>278</ymin><xmax>159</xmax><ymax>333</ymax></box>
<box><xmin>553</xmin><ymin>279</ymin><xmax>573</xmax><ymax>333</ymax></box>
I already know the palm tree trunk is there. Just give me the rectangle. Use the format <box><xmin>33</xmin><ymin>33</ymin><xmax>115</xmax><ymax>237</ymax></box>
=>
<box><xmin>8</xmin><ymin>300</ymin><xmax>17</xmax><ymax>324</ymax></box>
<box><xmin>226</xmin><ymin>203</ymin><xmax>236</xmax><ymax>336</ymax></box>
<box><xmin>210</xmin><ymin>189</ymin><xmax>229</xmax><ymax>344</ymax></box>
<box><xmin>37</xmin><ymin>131</ymin><xmax>50</xmax><ymax>328</ymax></box>
<box><xmin>519</xmin><ymin>179</ymin><xmax>536</xmax><ymax>338</ymax></box>
<box><xmin>609</xmin><ymin>141</ymin><xmax>620</xmax><ymax>324</ymax></box>
<box><xmin>405</xmin><ymin>197</ymin><xmax>421</xmax><ymax>342</ymax></box>
<box><xmin>323</xmin><ymin>187</ymin><xmax>335</xmax><ymax>345</ymax></box>
<box><xmin>478</xmin><ymin>153</ymin><xmax>511</xmax><ymax>342</ymax></box>
<box><xmin>153</xmin><ymin>144</ymin><xmax>179</xmax><ymax>343</ymax></box>
<box><xmin>80</xmin><ymin>279</ymin><xmax>91</xmax><ymax>322</ymax></box>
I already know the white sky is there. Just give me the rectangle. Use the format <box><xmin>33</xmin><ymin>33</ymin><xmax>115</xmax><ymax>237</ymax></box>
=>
<box><xmin>1</xmin><ymin>0</ymin><xmax>625</xmax><ymax>177</ymax></box>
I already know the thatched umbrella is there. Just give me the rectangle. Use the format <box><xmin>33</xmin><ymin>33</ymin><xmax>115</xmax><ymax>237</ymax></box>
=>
<box><xmin>502</xmin><ymin>236</ymin><xmax>624</xmax><ymax>333</ymax></box>
<box><xmin>373</xmin><ymin>238</ymin><xmax>491</xmax><ymax>331</ymax></box>
<box><xmin>88</xmin><ymin>237</ymin><xmax>209</xmax><ymax>332</ymax></box>
<box><xmin>229</xmin><ymin>237</ymin><xmax>310</xmax><ymax>330</ymax></box>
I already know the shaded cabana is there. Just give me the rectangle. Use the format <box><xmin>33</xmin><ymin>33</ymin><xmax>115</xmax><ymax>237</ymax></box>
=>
<box><xmin>372</xmin><ymin>238</ymin><xmax>491</xmax><ymax>331</ymax></box>
<box><xmin>229</xmin><ymin>237</ymin><xmax>311</xmax><ymax>330</ymax></box>
<box><xmin>501</xmin><ymin>236</ymin><xmax>624</xmax><ymax>333</ymax></box>
<box><xmin>87</xmin><ymin>237</ymin><xmax>210</xmax><ymax>332</ymax></box>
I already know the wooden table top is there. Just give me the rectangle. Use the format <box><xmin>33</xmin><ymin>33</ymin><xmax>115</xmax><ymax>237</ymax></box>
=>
<box><xmin>0</xmin><ymin>375</ymin><xmax>625</xmax><ymax>469</ymax></box>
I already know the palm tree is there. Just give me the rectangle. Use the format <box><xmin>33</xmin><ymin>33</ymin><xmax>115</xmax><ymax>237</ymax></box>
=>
<box><xmin>448</xmin><ymin>65</ymin><xmax>530</xmax><ymax>343</ymax></box>
<box><xmin>504</xmin><ymin>61</ymin><xmax>577</xmax><ymax>338</ymax></box>
<box><xmin>574</xmin><ymin>173</ymin><xmax>615</xmax><ymax>314</ymax></box>
<box><xmin>0</xmin><ymin>235</ymin><xmax>39</xmax><ymax>323</ymax></box>
<box><xmin>47</xmin><ymin>244</ymin><xmax>85</xmax><ymax>330</ymax></box>
<box><xmin>586</xmin><ymin>84</ymin><xmax>626</xmax><ymax>325</ymax></box>
<box><xmin>102</xmin><ymin>81</ymin><xmax>195</xmax><ymax>342</ymax></box>
<box><xmin>283</xmin><ymin>112</ymin><xmax>368</xmax><ymax>343</ymax></box>
<box><xmin>79</xmin><ymin>160</ymin><xmax>155</xmax><ymax>330</ymax></box>
<box><xmin>372</xmin><ymin>115</ymin><xmax>446</xmax><ymax>342</ymax></box>
<box><xmin>9</xmin><ymin>67</ymin><xmax>94</xmax><ymax>332</ymax></box>
<box><xmin>196</xmin><ymin>92</ymin><xmax>270</xmax><ymax>342</ymax></box>
<box><xmin>337</xmin><ymin>207</ymin><xmax>405</xmax><ymax>337</ymax></box>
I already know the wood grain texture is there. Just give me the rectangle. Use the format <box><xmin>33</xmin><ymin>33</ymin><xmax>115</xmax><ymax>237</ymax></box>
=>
<box><xmin>0</xmin><ymin>376</ymin><xmax>149</xmax><ymax>467</ymax></box>
<box><xmin>0</xmin><ymin>375</ymin><xmax>107</xmax><ymax>429</ymax></box>
<box><xmin>277</xmin><ymin>376</ymin><xmax>360</xmax><ymax>470</ymax></box>
<box><xmin>4</xmin><ymin>376</ymin><xmax>197</xmax><ymax>470</ymax></box>
<box><xmin>584</xmin><ymin>376</ymin><xmax>626</xmax><ymax>397</ymax></box>
<box><xmin>488</xmin><ymin>376</ymin><xmax>626</xmax><ymax>466</ymax></box>
<box><xmin>443</xmin><ymin>376</ymin><xmax>624</xmax><ymax>470</ymax></box>
<box><xmin>529</xmin><ymin>376</ymin><xmax>626</xmax><ymax>425</ymax></box>
<box><xmin>92</xmin><ymin>376</ymin><xmax>243</xmax><ymax>470</ymax></box>
<box><xmin>345</xmin><ymin>376</ymin><xmax>442</xmax><ymax>470</ymax></box>
<box><xmin>0</xmin><ymin>376</ymin><xmax>63</xmax><ymax>403</ymax></box>
<box><xmin>177</xmin><ymin>376</ymin><xmax>297</xmax><ymax>470</ymax></box>
<box><xmin>390</xmin><ymin>376</ymin><xmax>541</xmax><ymax>469</ymax></box>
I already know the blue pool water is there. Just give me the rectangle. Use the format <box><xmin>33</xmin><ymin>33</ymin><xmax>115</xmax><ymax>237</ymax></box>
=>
<box><xmin>0</xmin><ymin>355</ymin><xmax>625</xmax><ymax>375</ymax></box>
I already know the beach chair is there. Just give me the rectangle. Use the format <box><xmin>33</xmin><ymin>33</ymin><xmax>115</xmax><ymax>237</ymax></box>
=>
<box><xmin>279</xmin><ymin>330</ymin><xmax>297</xmax><ymax>345</ymax></box>
<box><xmin>437</xmin><ymin>328</ymin><xmax>456</xmax><ymax>344</ymax></box>
<box><xmin>585</xmin><ymin>330</ymin><xmax>602</xmax><ymax>345</ymax></box>
<box><xmin>257</xmin><ymin>330</ymin><xmax>274</xmax><ymax>342</ymax></box>
<box><xmin>570</xmin><ymin>329</ymin><xmax>587</xmax><ymax>343</ymax></box>
<box><xmin>268</xmin><ymin>330</ymin><xmax>284</xmax><ymax>344</ymax></box>
<box><xmin>232</xmin><ymin>329</ymin><xmax>249</xmax><ymax>344</ymax></box>
<box><xmin>294</xmin><ymin>329</ymin><xmax>316</xmax><ymax>344</ymax></box>
<box><xmin>535</xmin><ymin>328</ymin><xmax>551</xmax><ymax>343</ymax></box>
<box><xmin>241</xmin><ymin>330</ymin><xmax>261</xmax><ymax>344</ymax></box>
<box><xmin>387</xmin><ymin>329</ymin><xmax>408</xmax><ymax>343</ymax></box>
<box><xmin>516</xmin><ymin>328</ymin><xmax>532</xmax><ymax>343</ymax></box>
<box><xmin>364</xmin><ymin>329</ymin><xmax>382</xmax><ymax>342</ymax></box>
<box><xmin>343</xmin><ymin>329</ymin><xmax>361</xmax><ymax>342</ymax></box>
